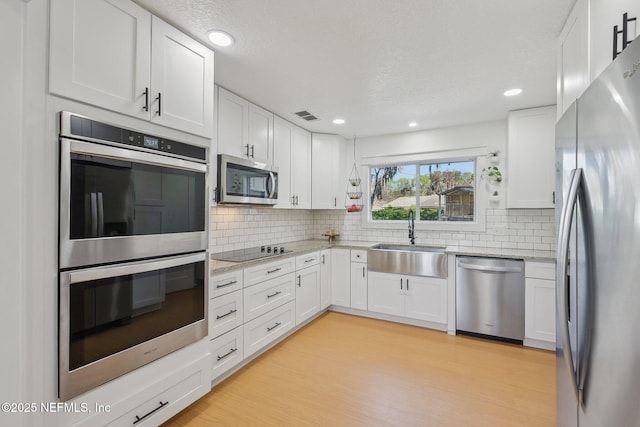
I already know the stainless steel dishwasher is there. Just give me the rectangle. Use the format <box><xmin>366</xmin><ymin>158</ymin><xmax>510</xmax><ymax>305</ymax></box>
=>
<box><xmin>456</xmin><ymin>256</ymin><xmax>525</xmax><ymax>343</ymax></box>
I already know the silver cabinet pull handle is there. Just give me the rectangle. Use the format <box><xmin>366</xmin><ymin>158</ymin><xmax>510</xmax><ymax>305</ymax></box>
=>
<box><xmin>245</xmin><ymin>144</ymin><xmax>250</xmax><ymax>157</ymax></box>
<box><xmin>305</xmin><ymin>258</ymin><xmax>314</xmax><ymax>263</ymax></box>
<box><xmin>362</xmin><ymin>266</ymin><xmax>365</xmax><ymax>278</ymax></box>
<box><xmin>216</xmin><ymin>280</ymin><xmax>237</xmax><ymax>289</ymax></box>
<box><xmin>216</xmin><ymin>309</ymin><xmax>237</xmax><ymax>320</ymax></box>
<box><xmin>267</xmin><ymin>322</ymin><xmax>281</xmax><ymax>332</ymax></box>
<box><xmin>400</xmin><ymin>278</ymin><xmax>403</xmax><ymax>290</ymax></box>
<box><xmin>251</xmin><ymin>145</ymin><xmax>255</xmax><ymax>158</ymax></box>
<box><xmin>267</xmin><ymin>267</ymin><xmax>281</xmax><ymax>274</ymax></box>
<box><xmin>267</xmin><ymin>291</ymin><xmax>281</xmax><ymax>299</ymax></box>
<box><xmin>406</xmin><ymin>278</ymin><xmax>409</xmax><ymax>291</ymax></box>
<box><xmin>217</xmin><ymin>348</ymin><xmax>238</xmax><ymax>361</ymax></box>
<box><xmin>297</xmin><ymin>275</ymin><xmax>301</xmax><ymax>287</ymax></box>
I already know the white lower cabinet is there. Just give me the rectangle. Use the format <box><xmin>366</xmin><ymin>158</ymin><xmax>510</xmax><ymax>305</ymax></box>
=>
<box><xmin>295</xmin><ymin>261</ymin><xmax>321</xmax><ymax>325</ymax></box>
<box><xmin>243</xmin><ymin>300</ymin><xmax>295</xmax><ymax>358</ymax></box>
<box><xmin>106</xmin><ymin>354</ymin><xmax>210</xmax><ymax>427</ymax></box>
<box><xmin>350</xmin><ymin>250</ymin><xmax>368</xmax><ymax>310</ymax></box>
<box><xmin>368</xmin><ymin>271</ymin><xmax>447</xmax><ymax>324</ymax></box>
<box><xmin>331</xmin><ymin>248</ymin><xmax>351</xmax><ymax>307</ymax></box>
<box><xmin>243</xmin><ymin>273</ymin><xmax>295</xmax><ymax>322</ymax></box>
<box><xmin>524</xmin><ymin>261</ymin><xmax>556</xmax><ymax>349</ymax></box>
<box><xmin>320</xmin><ymin>250</ymin><xmax>331</xmax><ymax>309</ymax></box>
<box><xmin>210</xmin><ymin>327</ymin><xmax>244</xmax><ymax>380</ymax></box>
<box><xmin>209</xmin><ymin>289</ymin><xmax>243</xmax><ymax>339</ymax></box>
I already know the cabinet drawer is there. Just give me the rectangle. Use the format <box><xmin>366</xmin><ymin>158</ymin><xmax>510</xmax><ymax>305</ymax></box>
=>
<box><xmin>210</xmin><ymin>327</ymin><xmax>243</xmax><ymax>380</ymax></box>
<box><xmin>525</xmin><ymin>261</ymin><xmax>556</xmax><ymax>280</ymax></box>
<box><xmin>351</xmin><ymin>249</ymin><xmax>367</xmax><ymax>263</ymax></box>
<box><xmin>209</xmin><ymin>290</ymin><xmax>243</xmax><ymax>339</ymax></box>
<box><xmin>106</xmin><ymin>355</ymin><xmax>209</xmax><ymax>427</ymax></box>
<box><xmin>243</xmin><ymin>273</ymin><xmax>295</xmax><ymax>322</ymax></box>
<box><xmin>296</xmin><ymin>252</ymin><xmax>320</xmax><ymax>269</ymax></box>
<box><xmin>243</xmin><ymin>301</ymin><xmax>295</xmax><ymax>358</ymax></box>
<box><xmin>210</xmin><ymin>269</ymin><xmax>243</xmax><ymax>298</ymax></box>
<box><xmin>244</xmin><ymin>257</ymin><xmax>296</xmax><ymax>287</ymax></box>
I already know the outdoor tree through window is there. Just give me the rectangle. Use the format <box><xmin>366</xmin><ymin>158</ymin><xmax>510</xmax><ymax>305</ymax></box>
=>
<box><xmin>369</xmin><ymin>160</ymin><xmax>475</xmax><ymax>222</ymax></box>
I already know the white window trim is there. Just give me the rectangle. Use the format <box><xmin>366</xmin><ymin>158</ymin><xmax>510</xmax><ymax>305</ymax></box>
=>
<box><xmin>360</xmin><ymin>147</ymin><xmax>490</xmax><ymax>233</ymax></box>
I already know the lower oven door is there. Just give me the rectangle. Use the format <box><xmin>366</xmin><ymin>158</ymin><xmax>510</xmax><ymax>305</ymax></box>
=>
<box><xmin>59</xmin><ymin>252</ymin><xmax>207</xmax><ymax>401</ymax></box>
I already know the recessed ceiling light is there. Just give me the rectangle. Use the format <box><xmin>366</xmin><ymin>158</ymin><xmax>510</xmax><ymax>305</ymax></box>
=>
<box><xmin>333</xmin><ymin>118</ymin><xmax>346</xmax><ymax>125</ymax></box>
<box><xmin>207</xmin><ymin>30</ymin><xmax>235</xmax><ymax>47</ymax></box>
<box><xmin>504</xmin><ymin>88</ymin><xmax>523</xmax><ymax>97</ymax></box>
<box><xmin>408</xmin><ymin>122</ymin><xmax>417</xmax><ymax>127</ymax></box>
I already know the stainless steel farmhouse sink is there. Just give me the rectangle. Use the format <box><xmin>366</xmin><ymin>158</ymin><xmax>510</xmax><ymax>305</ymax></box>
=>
<box><xmin>367</xmin><ymin>244</ymin><xmax>448</xmax><ymax>278</ymax></box>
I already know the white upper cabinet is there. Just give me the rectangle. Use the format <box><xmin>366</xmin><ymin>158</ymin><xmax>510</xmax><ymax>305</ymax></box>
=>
<box><xmin>506</xmin><ymin>106</ymin><xmax>556</xmax><ymax>209</ymax></box>
<box><xmin>557</xmin><ymin>0</ymin><xmax>589</xmax><ymax>118</ymax></box>
<box><xmin>217</xmin><ymin>87</ymin><xmax>273</xmax><ymax>164</ymax></box>
<box><xmin>49</xmin><ymin>0</ymin><xmax>214</xmax><ymax>138</ymax></box>
<box><xmin>291</xmin><ymin>126</ymin><xmax>312</xmax><ymax>209</ymax></box>
<box><xmin>557</xmin><ymin>0</ymin><xmax>640</xmax><ymax>116</ymax></box>
<box><xmin>311</xmin><ymin>133</ymin><xmax>346</xmax><ymax>209</ymax></box>
<box><xmin>50</xmin><ymin>0</ymin><xmax>151</xmax><ymax>120</ymax></box>
<box><xmin>150</xmin><ymin>16</ymin><xmax>214</xmax><ymax>137</ymax></box>
<box><xmin>589</xmin><ymin>0</ymin><xmax>640</xmax><ymax>81</ymax></box>
<box><xmin>217</xmin><ymin>87</ymin><xmax>249</xmax><ymax>159</ymax></box>
<box><xmin>273</xmin><ymin>117</ymin><xmax>293</xmax><ymax>208</ymax></box>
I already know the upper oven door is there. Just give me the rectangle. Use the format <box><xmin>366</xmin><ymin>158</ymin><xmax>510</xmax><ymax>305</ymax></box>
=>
<box><xmin>60</xmin><ymin>138</ymin><xmax>208</xmax><ymax>269</ymax></box>
<box><xmin>217</xmin><ymin>154</ymin><xmax>278</xmax><ymax>205</ymax></box>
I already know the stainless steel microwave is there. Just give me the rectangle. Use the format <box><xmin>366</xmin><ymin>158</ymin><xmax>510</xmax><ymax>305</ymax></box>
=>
<box><xmin>217</xmin><ymin>154</ymin><xmax>278</xmax><ymax>205</ymax></box>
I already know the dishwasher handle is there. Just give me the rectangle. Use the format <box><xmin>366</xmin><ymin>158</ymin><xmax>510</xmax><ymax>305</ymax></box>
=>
<box><xmin>457</xmin><ymin>262</ymin><xmax>522</xmax><ymax>274</ymax></box>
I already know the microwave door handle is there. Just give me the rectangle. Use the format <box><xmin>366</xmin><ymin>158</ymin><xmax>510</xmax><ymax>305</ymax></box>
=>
<box><xmin>97</xmin><ymin>192</ymin><xmax>104</xmax><ymax>237</ymax></box>
<box><xmin>90</xmin><ymin>192</ymin><xmax>98</xmax><ymax>237</ymax></box>
<box><xmin>267</xmin><ymin>172</ymin><xmax>276</xmax><ymax>199</ymax></box>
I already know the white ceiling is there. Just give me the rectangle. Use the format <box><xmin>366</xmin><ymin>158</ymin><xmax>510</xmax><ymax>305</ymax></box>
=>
<box><xmin>135</xmin><ymin>0</ymin><xmax>575</xmax><ymax>138</ymax></box>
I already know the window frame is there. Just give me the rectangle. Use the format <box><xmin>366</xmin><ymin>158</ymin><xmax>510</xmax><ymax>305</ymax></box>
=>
<box><xmin>362</xmin><ymin>152</ymin><xmax>487</xmax><ymax>232</ymax></box>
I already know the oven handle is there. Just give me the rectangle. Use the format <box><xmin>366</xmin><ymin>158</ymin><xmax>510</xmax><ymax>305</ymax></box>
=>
<box><xmin>67</xmin><ymin>252</ymin><xmax>206</xmax><ymax>284</ymax></box>
<box><xmin>65</xmin><ymin>138</ymin><xmax>207</xmax><ymax>173</ymax></box>
<box><xmin>97</xmin><ymin>192</ymin><xmax>104</xmax><ymax>237</ymax></box>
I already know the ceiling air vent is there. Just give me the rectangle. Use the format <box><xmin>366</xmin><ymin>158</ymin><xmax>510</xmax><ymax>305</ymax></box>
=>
<box><xmin>294</xmin><ymin>110</ymin><xmax>319</xmax><ymax>121</ymax></box>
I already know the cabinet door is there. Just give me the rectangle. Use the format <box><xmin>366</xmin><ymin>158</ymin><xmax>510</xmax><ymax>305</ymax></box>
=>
<box><xmin>243</xmin><ymin>273</ymin><xmax>295</xmax><ymax>322</ymax></box>
<box><xmin>150</xmin><ymin>16</ymin><xmax>214</xmax><ymax>137</ymax></box>
<box><xmin>330</xmin><ymin>248</ymin><xmax>350</xmax><ymax>307</ymax></box>
<box><xmin>291</xmin><ymin>126</ymin><xmax>312</xmax><ymax>209</ymax></box>
<box><xmin>273</xmin><ymin>117</ymin><xmax>293</xmax><ymax>208</ymax></box>
<box><xmin>404</xmin><ymin>276</ymin><xmax>447</xmax><ymax>324</ymax></box>
<box><xmin>312</xmin><ymin>134</ymin><xmax>344</xmax><ymax>209</ymax></box>
<box><xmin>525</xmin><ymin>278</ymin><xmax>556</xmax><ymax>343</ymax></box>
<box><xmin>209</xmin><ymin>290</ymin><xmax>243</xmax><ymax>340</ymax></box>
<box><xmin>248</xmin><ymin>103</ymin><xmax>273</xmax><ymax>163</ymax></box>
<box><xmin>218</xmin><ymin>87</ymin><xmax>249</xmax><ymax>158</ymax></box>
<box><xmin>557</xmin><ymin>0</ymin><xmax>589</xmax><ymax>117</ymax></box>
<box><xmin>367</xmin><ymin>272</ymin><xmax>404</xmax><ymax>316</ymax></box>
<box><xmin>295</xmin><ymin>264</ymin><xmax>321</xmax><ymax>325</ymax></box>
<box><xmin>320</xmin><ymin>250</ymin><xmax>331</xmax><ymax>309</ymax></box>
<box><xmin>350</xmin><ymin>262</ymin><xmax>368</xmax><ymax>310</ymax></box>
<box><xmin>49</xmin><ymin>0</ymin><xmax>151</xmax><ymax>119</ymax></box>
<box><xmin>507</xmin><ymin>106</ymin><xmax>556</xmax><ymax>209</ymax></box>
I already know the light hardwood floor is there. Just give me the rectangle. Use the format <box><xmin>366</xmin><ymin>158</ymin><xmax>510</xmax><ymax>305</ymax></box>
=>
<box><xmin>163</xmin><ymin>312</ymin><xmax>555</xmax><ymax>427</ymax></box>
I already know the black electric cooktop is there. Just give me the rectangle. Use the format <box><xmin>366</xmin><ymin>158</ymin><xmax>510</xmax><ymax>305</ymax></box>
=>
<box><xmin>211</xmin><ymin>245</ymin><xmax>292</xmax><ymax>262</ymax></box>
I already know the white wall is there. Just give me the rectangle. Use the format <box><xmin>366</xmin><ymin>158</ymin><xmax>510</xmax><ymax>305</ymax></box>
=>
<box><xmin>0</xmin><ymin>0</ymin><xmax>26</xmax><ymax>413</ymax></box>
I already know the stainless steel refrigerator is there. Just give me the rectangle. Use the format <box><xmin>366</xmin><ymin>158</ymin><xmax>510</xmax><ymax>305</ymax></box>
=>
<box><xmin>556</xmin><ymin>35</ymin><xmax>640</xmax><ymax>426</ymax></box>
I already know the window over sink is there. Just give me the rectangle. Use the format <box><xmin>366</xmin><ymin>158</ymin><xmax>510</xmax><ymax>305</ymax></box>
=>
<box><xmin>369</xmin><ymin>159</ymin><xmax>476</xmax><ymax>223</ymax></box>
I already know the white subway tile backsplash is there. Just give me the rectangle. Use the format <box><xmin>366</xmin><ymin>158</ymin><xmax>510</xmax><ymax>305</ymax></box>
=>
<box><xmin>208</xmin><ymin>206</ymin><xmax>556</xmax><ymax>255</ymax></box>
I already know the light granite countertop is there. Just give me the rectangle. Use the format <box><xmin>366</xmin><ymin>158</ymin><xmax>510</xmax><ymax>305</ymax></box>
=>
<box><xmin>210</xmin><ymin>239</ymin><xmax>554</xmax><ymax>275</ymax></box>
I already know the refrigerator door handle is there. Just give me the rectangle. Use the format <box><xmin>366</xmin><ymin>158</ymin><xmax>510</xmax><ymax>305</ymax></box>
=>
<box><xmin>557</xmin><ymin>167</ymin><xmax>582</xmax><ymax>405</ymax></box>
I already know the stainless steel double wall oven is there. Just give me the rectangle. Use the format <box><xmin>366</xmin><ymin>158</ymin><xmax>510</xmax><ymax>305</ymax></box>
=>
<box><xmin>58</xmin><ymin>111</ymin><xmax>208</xmax><ymax>400</ymax></box>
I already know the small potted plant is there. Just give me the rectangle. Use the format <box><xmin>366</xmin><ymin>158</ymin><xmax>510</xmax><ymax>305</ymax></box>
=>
<box><xmin>481</xmin><ymin>165</ymin><xmax>503</xmax><ymax>183</ymax></box>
